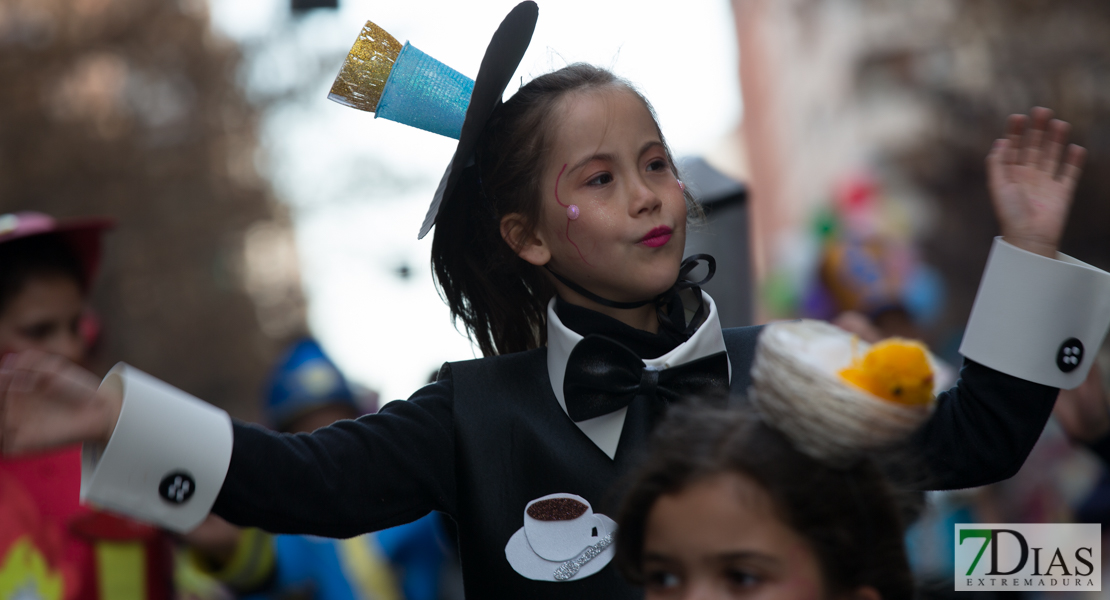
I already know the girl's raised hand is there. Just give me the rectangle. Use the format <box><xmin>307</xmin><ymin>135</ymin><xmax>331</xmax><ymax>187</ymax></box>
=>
<box><xmin>987</xmin><ymin>107</ymin><xmax>1087</xmax><ymax>258</ymax></box>
<box><xmin>0</xmin><ymin>350</ymin><xmax>120</xmax><ymax>455</ymax></box>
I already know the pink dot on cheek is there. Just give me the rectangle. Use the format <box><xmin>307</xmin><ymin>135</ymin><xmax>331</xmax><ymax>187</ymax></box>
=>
<box><xmin>567</xmin><ymin>204</ymin><xmax>580</xmax><ymax>220</ymax></box>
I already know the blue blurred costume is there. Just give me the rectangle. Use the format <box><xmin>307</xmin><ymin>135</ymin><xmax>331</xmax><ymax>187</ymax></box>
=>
<box><xmin>243</xmin><ymin>513</ymin><xmax>447</xmax><ymax>600</ymax></box>
<box><xmin>202</xmin><ymin>340</ymin><xmax>452</xmax><ymax>600</ymax></box>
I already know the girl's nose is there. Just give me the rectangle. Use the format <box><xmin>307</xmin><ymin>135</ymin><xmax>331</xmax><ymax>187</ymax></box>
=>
<box><xmin>682</xmin><ymin>580</ymin><xmax>727</xmax><ymax>600</ymax></box>
<box><xmin>51</xmin><ymin>330</ymin><xmax>86</xmax><ymax>364</ymax></box>
<box><xmin>629</xmin><ymin>177</ymin><xmax>662</xmax><ymax>216</ymax></box>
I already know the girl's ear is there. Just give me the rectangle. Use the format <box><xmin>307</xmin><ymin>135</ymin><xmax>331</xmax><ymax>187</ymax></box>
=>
<box><xmin>500</xmin><ymin>213</ymin><xmax>550</xmax><ymax>266</ymax></box>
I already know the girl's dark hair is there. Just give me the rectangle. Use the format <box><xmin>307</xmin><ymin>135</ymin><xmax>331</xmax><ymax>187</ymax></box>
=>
<box><xmin>615</xmin><ymin>402</ymin><xmax>915</xmax><ymax>599</ymax></box>
<box><xmin>431</xmin><ymin>63</ymin><xmax>695</xmax><ymax>357</ymax></box>
<box><xmin>0</xmin><ymin>234</ymin><xmax>85</xmax><ymax>316</ymax></box>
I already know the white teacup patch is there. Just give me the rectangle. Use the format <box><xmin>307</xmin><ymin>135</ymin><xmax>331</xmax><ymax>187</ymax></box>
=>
<box><xmin>504</xmin><ymin>493</ymin><xmax>617</xmax><ymax>581</ymax></box>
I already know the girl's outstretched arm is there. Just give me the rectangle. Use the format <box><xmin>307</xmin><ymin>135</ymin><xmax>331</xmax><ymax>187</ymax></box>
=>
<box><xmin>959</xmin><ymin>106</ymin><xmax>1107</xmax><ymax>394</ymax></box>
<box><xmin>2</xmin><ymin>349</ymin><xmax>457</xmax><ymax>536</ymax></box>
<box><xmin>908</xmin><ymin>108</ymin><xmax>1108</xmax><ymax>488</ymax></box>
<box><xmin>212</xmin><ymin>381</ymin><xmax>456</xmax><ymax>537</ymax></box>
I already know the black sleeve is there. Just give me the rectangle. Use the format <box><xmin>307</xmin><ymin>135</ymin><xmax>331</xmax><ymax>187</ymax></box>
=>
<box><xmin>911</xmin><ymin>359</ymin><xmax>1057</xmax><ymax>490</ymax></box>
<box><xmin>211</xmin><ymin>371</ymin><xmax>457</xmax><ymax>538</ymax></box>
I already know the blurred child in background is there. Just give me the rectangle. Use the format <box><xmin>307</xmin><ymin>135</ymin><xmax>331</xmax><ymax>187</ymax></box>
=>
<box><xmin>615</xmin><ymin>402</ymin><xmax>915</xmax><ymax>600</ymax></box>
<box><xmin>191</xmin><ymin>339</ymin><xmax>458</xmax><ymax>600</ymax></box>
<box><xmin>0</xmin><ymin>211</ymin><xmax>179</xmax><ymax>600</ymax></box>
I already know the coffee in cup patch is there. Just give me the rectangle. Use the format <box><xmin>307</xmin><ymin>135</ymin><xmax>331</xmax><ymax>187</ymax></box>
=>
<box><xmin>527</xmin><ymin>497</ymin><xmax>588</xmax><ymax>521</ymax></box>
<box><xmin>505</xmin><ymin>492</ymin><xmax>617</xmax><ymax>581</ymax></box>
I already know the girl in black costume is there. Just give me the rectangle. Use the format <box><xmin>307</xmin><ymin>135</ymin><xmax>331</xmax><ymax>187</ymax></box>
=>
<box><xmin>0</xmin><ymin>3</ymin><xmax>1104</xmax><ymax>599</ymax></box>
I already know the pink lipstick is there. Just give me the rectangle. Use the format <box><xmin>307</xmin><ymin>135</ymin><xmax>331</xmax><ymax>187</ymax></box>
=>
<box><xmin>640</xmin><ymin>226</ymin><xmax>673</xmax><ymax>248</ymax></box>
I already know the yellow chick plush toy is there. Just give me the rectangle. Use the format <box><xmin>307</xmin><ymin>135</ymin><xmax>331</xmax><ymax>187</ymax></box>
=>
<box><xmin>838</xmin><ymin>338</ymin><xmax>935</xmax><ymax>406</ymax></box>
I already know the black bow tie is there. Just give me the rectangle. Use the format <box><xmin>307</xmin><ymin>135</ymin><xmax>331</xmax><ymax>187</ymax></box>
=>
<box><xmin>562</xmin><ymin>334</ymin><xmax>729</xmax><ymax>422</ymax></box>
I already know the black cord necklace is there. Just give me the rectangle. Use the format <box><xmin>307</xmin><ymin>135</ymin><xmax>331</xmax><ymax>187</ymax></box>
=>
<box><xmin>545</xmin><ymin>254</ymin><xmax>716</xmax><ymax>338</ymax></box>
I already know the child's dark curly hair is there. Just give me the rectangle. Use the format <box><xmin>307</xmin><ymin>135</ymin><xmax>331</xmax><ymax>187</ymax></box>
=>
<box><xmin>615</xmin><ymin>402</ymin><xmax>916</xmax><ymax>599</ymax></box>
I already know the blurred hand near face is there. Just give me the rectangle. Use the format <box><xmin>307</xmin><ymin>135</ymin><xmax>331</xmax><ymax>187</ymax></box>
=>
<box><xmin>0</xmin><ymin>350</ymin><xmax>120</xmax><ymax>454</ymax></box>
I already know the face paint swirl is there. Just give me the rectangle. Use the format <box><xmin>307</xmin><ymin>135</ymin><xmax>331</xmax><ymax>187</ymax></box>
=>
<box><xmin>554</xmin><ymin>163</ymin><xmax>589</xmax><ymax>264</ymax></box>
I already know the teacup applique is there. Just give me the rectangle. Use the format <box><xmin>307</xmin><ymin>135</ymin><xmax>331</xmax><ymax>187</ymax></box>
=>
<box><xmin>504</xmin><ymin>492</ymin><xmax>617</xmax><ymax>581</ymax></box>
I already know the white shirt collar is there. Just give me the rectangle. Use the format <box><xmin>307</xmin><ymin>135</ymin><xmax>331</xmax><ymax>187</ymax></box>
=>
<box><xmin>546</xmin><ymin>291</ymin><xmax>731</xmax><ymax>459</ymax></box>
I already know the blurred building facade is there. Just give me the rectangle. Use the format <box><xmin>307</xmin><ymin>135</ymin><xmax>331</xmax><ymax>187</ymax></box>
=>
<box><xmin>733</xmin><ymin>0</ymin><xmax>1110</xmax><ymax>336</ymax></box>
<box><xmin>0</xmin><ymin>0</ymin><xmax>306</xmax><ymax>419</ymax></box>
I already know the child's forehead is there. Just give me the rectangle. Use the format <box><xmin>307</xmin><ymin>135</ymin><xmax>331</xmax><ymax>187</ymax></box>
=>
<box><xmin>549</xmin><ymin>87</ymin><xmax>662</xmax><ymax>158</ymax></box>
<box><xmin>556</xmin><ymin>85</ymin><xmax>650</xmax><ymax>122</ymax></box>
<box><xmin>647</xmin><ymin>472</ymin><xmax>791</xmax><ymax>548</ymax></box>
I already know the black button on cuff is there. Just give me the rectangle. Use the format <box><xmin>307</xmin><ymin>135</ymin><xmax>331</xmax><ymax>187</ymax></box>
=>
<box><xmin>1056</xmin><ymin>338</ymin><xmax>1084</xmax><ymax>373</ymax></box>
<box><xmin>159</xmin><ymin>471</ymin><xmax>196</xmax><ymax>504</ymax></box>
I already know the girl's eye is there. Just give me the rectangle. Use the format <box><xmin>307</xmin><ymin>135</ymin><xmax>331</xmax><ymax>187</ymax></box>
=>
<box><xmin>646</xmin><ymin>158</ymin><xmax>669</xmax><ymax>172</ymax></box>
<box><xmin>20</xmin><ymin>322</ymin><xmax>57</xmax><ymax>341</ymax></box>
<box><xmin>587</xmin><ymin>173</ymin><xmax>613</xmax><ymax>186</ymax></box>
<box><xmin>644</xmin><ymin>569</ymin><xmax>681</xmax><ymax>590</ymax></box>
<box><xmin>726</xmin><ymin>568</ymin><xmax>761</xmax><ymax>588</ymax></box>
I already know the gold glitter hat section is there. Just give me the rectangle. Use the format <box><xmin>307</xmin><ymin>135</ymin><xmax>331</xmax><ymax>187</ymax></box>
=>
<box><xmin>328</xmin><ymin>20</ymin><xmax>404</xmax><ymax>113</ymax></box>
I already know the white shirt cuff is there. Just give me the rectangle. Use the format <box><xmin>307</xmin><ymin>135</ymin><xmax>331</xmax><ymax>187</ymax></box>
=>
<box><xmin>80</xmin><ymin>363</ymin><xmax>233</xmax><ymax>533</ymax></box>
<box><xmin>960</xmin><ymin>237</ymin><xmax>1110</xmax><ymax>389</ymax></box>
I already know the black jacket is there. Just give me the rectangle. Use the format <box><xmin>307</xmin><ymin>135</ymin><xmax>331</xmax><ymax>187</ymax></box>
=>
<box><xmin>213</xmin><ymin>325</ymin><xmax>1057</xmax><ymax>599</ymax></box>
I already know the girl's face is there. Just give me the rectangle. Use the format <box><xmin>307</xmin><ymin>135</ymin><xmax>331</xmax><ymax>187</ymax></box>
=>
<box><xmin>527</xmin><ymin>87</ymin><xmax>687</xmax><ymax>304</ymax></box>
<box><xmin>642</xmin><ymin>473</ymin><xmax>833</xmax><ymax>600</ymax></box>
<box><xmin>0</xmin><ymin>275</ymin><xmax>86</xmax><ymax>364</ymax></box>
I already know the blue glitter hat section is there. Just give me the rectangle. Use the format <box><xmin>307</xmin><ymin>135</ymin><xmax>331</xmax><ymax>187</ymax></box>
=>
<box><xmin>376</xmin><ymin>43</ymin><xmax>475</xmax><ymax>140</ymax></box>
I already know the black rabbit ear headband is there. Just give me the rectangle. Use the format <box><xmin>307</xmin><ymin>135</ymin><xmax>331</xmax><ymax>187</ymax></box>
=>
<box><xmin>328</xmin><ymin>2</ymin><xmax>538</xmax><ymax>240</ymax></box>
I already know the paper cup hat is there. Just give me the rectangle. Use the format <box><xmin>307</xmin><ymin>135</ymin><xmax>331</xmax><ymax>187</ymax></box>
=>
<box><xmin>748</xmin><ymin>320</ymin><xmax>938</xmax><ymax>464</ymax></box>
<box><xmin>0</xmin><ymin>211</ymin><xmax>114</xmax><ymax>289</ymax></box>
<box><xmin>328</xmin><ymin>2</ymin><xmax>539</xmax><ymax>239</ymax></box>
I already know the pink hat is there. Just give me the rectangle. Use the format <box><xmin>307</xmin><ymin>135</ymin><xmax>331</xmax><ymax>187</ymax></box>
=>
<box><xmin>0</xmin><ymin>211</ymin><xmax>115</xmax><ymax>289</ymax></box>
